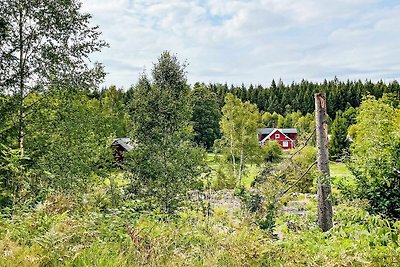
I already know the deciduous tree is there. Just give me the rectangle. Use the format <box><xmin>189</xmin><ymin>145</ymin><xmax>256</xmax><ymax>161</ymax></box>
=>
<box><xmin>349</xmin><ymin>95</ymin><xmax>400</xmax><ymax>218</ymax></box>
<box><xmin>190</xmin><ymin>83</ymin><xmax>221</xmax><ymax>150</ymax></box>
<box><xmin>126</xmin><ymin>52</ymin><xmax>205</xmax><ymax>214</ymax></box>
<box><xmin>0</xmin><ymin>0</ymin><xmax>107</xmax><ymax>155</ymax></box>
<box><xmin>217</xmin><ymin>93</ymin><xmax>263</xmax><ymax>185</ymax></box>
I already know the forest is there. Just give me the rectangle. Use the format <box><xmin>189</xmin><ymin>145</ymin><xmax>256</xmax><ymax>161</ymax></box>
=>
<box><xmin>1</xmin><ymin>1</ymin><xmax>399</xmax><ymax>266</ymax></box>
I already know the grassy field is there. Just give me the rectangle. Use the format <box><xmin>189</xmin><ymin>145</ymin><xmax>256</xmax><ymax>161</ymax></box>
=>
<box><xmin>330</xmin><ymin>161</ymin><xmax>357</xmax><ymax>191</ymax></box>
<box><xmin>330</xmin><ymin>161</ymin><xmax>354</xmax><ymax>178</ymax></box>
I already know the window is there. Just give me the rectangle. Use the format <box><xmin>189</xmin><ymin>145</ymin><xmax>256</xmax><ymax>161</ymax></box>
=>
<box><xmin>275</xmin><ymin>133</ymin><xmax>280</xmax><ymax>139</ymax></box>
<box><xmin>282</xmin><ymin>141</ymin><xmax>289</xmax><ymax>147</ymax></box>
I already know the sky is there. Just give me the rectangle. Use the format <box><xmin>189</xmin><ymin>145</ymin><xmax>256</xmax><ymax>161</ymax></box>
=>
<box><xmin>81</xmin><ymin>0</ymin><xmax>400</xmax><ymax>89</ymax></box>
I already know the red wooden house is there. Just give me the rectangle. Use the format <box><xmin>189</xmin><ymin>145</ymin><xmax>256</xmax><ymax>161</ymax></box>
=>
<box><xmin>257</xmin><ymin>128</ymin><xmax>297</xmax><ymax>149</ymax></box>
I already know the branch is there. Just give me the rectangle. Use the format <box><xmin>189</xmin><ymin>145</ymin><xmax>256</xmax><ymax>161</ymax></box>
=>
<box><xmin>287</xmin><ymin>128</ymin><xmax>316</xmax><ymax>162</ymax></box>
<box><xmin>278</xmin><ymin>161</ymin><xmax>317</xmax><ymax>198</ymax></box>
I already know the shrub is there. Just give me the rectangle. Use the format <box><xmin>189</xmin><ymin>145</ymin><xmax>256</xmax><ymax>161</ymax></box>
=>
<box><xmin>213</xmin><ymin>166</ymin><xmax>236</xmax><ymax>190</ymax></box>
<box><xmin>349</xmin><ymin>96</ymin><xmax>400</xmax><ymax>219</ymax></box>
<box><xmin>262</xmin><ymin>140</ymin><xmax>282</xmax><ymax>162</ymax></box>
<box><xmin>278</xmin><ymin>146</ymin><xmax>317</xmax><ymax>193</ymax></box>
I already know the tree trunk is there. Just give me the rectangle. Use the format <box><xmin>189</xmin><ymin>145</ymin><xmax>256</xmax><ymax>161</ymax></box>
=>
<box><xmin>238</xmin><ymin>148</ymin><xmax>243</xmax><ymax>185</ymax></box>
<box><xmin>229</xmin><ymin>129</ymin><xmax>237</xmax><ymax>179</ymax></box>
<box><xmin>314</xmin><ymin>93</ymin><xmax>333</xmax><ymax>232</ymax></box>
<box><xmin>18</xmin><ymin>2</ymin><xmax>25</xmax><ymax>157</ymax></box>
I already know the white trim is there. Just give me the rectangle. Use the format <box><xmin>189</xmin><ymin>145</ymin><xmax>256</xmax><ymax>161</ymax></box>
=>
<box><xmin>261</xmin><ymin>129</ymin><xmax>294</xmax><ymax>143</ymax></box>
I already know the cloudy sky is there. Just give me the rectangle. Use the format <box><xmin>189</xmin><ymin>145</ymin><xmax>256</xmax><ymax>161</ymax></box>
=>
<box><xmin>81</xmin><ymin>0</ymin><xmax>400</xmax><ymax>89</ymax></box>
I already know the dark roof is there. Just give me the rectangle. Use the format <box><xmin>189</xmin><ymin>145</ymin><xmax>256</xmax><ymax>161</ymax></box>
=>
<box><xmin>257</xmin><ymin>128</ymin><xmax>298</xmax><ymax>134</ymax></box>
<box><xmin>257</xmin><ymin>128</ymin><xmax>275</xmax><ymax>135</ymax></box>
<box><xmin>112</xmin><ymin>138</ymin><xmax>134</xmax><ymax>151</ymax></box>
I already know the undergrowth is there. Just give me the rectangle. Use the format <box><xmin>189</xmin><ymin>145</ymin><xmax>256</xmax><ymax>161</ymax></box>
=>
<box><xmin>0</xmin><ymin>193</ymin><xmax>399</xmax><ymax>266</ymax></box>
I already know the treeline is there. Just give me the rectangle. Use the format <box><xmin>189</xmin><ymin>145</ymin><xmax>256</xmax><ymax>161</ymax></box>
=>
<box><xmin>205</xmin><ymin>79</ymin><xmax>400</xmax><ymax>118</ymax></box>
<box><xmin>93</xmin><ymin>78</ymin><xmax>400</xmax><ymax>122</ymax></box>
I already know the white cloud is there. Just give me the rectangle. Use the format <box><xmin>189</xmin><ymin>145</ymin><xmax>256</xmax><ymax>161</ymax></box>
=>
<box><xmin>81</xmin><ymin>0</ymin><xmax>400</xmax><ymax>88</ymax></box>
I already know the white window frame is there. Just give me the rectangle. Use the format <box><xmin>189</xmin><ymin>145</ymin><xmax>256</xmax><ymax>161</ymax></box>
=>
<box><xmin>275</xmin><ymin>133</ymin><xmax>280</xmax><ymax>139</ymax></box>
<box><xmin>282</xmin><ymin>141</ymin><xmax>289</xmax><ymax>147</ymax></box>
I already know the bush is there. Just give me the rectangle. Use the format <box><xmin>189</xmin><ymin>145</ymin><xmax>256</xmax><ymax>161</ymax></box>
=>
<box><xmin>236</xmin><ymin>184</ymin><xmax>278</xmax><ymax>232</ymax></box>
<box><xmin>262</xmin><ymin>140</ymin><xmax>282</xmax><ymax>162</ymax></box>
<box><xmin>349</xmin><ymin>96</ymin><xmax>400</xmax><ymax>219</ymax></box>
<box><xmin>261</xmin><ymin>204</ymin><xmax>400</xmax><ymax>266</ymax></box>
<box><xmin>277</xmin><ymin>146</ymin><xmax>317</xmax><ymax>193</ymax></box>
<box><xmin>213</xmin><ymin>166</ymin><xmax>236</xmax><ymax>190</ymax></box>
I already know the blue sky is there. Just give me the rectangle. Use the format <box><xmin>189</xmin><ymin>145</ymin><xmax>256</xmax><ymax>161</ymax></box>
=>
<box><xmin>81</xmin><ymin>0</ymin><xmax>400</xmax><ymax>89</ymax></box>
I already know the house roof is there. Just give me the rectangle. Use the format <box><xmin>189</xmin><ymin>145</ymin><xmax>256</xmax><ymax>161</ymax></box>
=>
<box><xmin>257</xmin><ymin>128</ymin><xmax>297</xmax><ymax>134</ymax></box>
<box><xmin>113</xmin><ymin>138</ymin><xmax>134</xmax><ymax>151</ymax></box>
<box><xmin>257</xmin><ymin>128</ymin><xmax>275</xmax><ymax>135</ymax></box>
<box><xmin>261</xmin><ymin>128</ymin><xmax>294</xmax><ymax>143</ymax></box>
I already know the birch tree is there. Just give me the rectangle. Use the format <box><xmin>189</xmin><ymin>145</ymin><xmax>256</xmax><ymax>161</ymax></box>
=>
<box><xmin>0</xmin><ymin>0</ymin><xmax>107</xmax><ymax>155</ymax></box>
<box><xmin>219</xmin><ymin>93</ymin><xmax>262</xmax><ymax>185</ymax></box>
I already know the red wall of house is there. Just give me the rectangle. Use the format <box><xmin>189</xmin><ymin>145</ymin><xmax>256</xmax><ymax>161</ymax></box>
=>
<box><xmin>287</xmin><ymin>133</ymin><xmax>297</xmax><ymax>140</ymax></box>
<box><xmin>259</xmin><ymin>130</ymin><xmax>298</xmax><ymax>150</ymax></box>
<box><xmin>269</xmin><ymin>130</ymin><xmax>293</xmax><ymax>149</ymax></box>
<box><xmin>258</xmin><ymin>134</ymin><xmax>268</xmax><ymax>141</ymax></box>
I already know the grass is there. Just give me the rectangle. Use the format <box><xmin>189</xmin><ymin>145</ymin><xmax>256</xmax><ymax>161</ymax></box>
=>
<box><xmin>1</xmin><ymin>154</ymin><xmax>399</xmax><ymax>266</ymax></box>
<box><xmin>207</xmin><ymin>153</ymin><xmax>357</xmax><ymax>191</ymax></box>
<box><xmin>330</xmin><ymin>161</ymin><xmax>354</xmax><ymax>179</ymax></box>
<box><xmin>1</xmin><ymin>192</ymin><xmax>399</xmax><ymax>267</ymax></box>
<box><xmin>329</xmin><ymin>161</ymin><xmax>357</xmax><ymax>189</ymax></box>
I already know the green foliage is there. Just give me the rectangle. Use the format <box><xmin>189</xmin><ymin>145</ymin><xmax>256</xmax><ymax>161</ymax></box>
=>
<box><xmin>190</xmin><ymin>83</ymin><xmax>222</xmax><ymax>150</ymax></box>
<box><xmin>349</xmin><ymin>95</ymin><xmax>400</xmax><ymax>218</ymax></box>
<box><xmin>213</xmin><ymin>166</ymin><xmax>236</xmax><ymax>190</ymax></box>
<box><xmin>0</xmin><ymin>146</ymin><xmax>37</xmax><ymax>212</ymax></box>
<box><xmin>99</xmin><ymin>85</ymin><xmax>130</xmax><ymax>138</ymax></box>
<box><xmin>0</xmin><ymin>0</ymin><xmax>111</xmax><ymax>209</ymax></box>
<box><xmin>26</xmin><ymin>90</ymin><xmax>118</xmax><ymax>193</ymax></box>
<box><xmin>125</xmin><ymin>52</ymin><xmax>205</xmax><ymax>215</ymax></box>
<box><xmin>0</xmin><ymin>188</ymin><xmax>399</xmax><ymax>266</ymax></box>
<box><xmin>0</xmin><ymin>194</ymin><xmax>272</xmax><ymax>267</ymax></box>
<box><xmin>262</xmin><ymin>140</ymin><xmax>282</xmax><ymax>162</ymax></box>
<box><xmin>278</xmin><ymin>146</ymin><xmax>317</xmax><ymax>193</ymax></box>
<box><xmin>0</xmin><ymin>87</ymin><xmax>127</xmax><ymax>209</ymax></box>
<box><xmin>0</xmin><ymin>0</ymin><xmax>107</xmax><ymax>154</ymax></box>
<box><xmin>237</xmin><ymin>187</ymin><xmax>278</xmax><ymax>232</ymax></box>
<box><xmin>217</xmin><ymin>93</ymin><xmax>263</xmax><ymax>185</ymax></box>
<box><xmin>207</xmin><ymin>79</ymin><xmax>400</xmax><ymax>118</ymax></box>
<box><xmin>263</xmin><ymin>204</ymin><xmax>400</xmax><ymax>266</ymax></box>
<box><xmin>207</xmin><ymin>154</ymin><xmax>262</xmax><ymax>190</ymax></box>
<box><xmin>329</xmin><ymin>111</ymin><xmax>350</xmax><ymax>160</ymax></box>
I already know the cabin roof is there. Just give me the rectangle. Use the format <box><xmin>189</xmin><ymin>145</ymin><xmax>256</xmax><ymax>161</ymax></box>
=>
<box><xmin>113</xmin><ymin>138</ymin><xmax>134</xmax><ymax>151</ymax></box>
<box><xmin>257</xmin><ymin>128</ymin><xmax>297</xmax><ymax>134</ymax></box>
